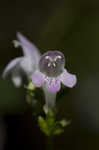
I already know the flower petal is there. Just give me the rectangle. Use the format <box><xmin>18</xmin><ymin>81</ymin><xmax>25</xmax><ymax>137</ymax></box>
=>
<box><xmin>32</xmin><ymin>71</ymin><xmax>45</xmax><ymax>87</ymax></box>
<box><xmin>2</xmin><ymin>57</ymin><xmax>22</xmax><ymax>79</ymax></box>
<box><xmin>20</xmin><ymin>56</ymin><xmax>35</xmax><ymax>79</ymax></box>
<box><xmin>12</xmin><ymin>74</ymin><xmax>22</xmax><ymax>87</ymax></box>
<box><xmin>60</xmin><ymin>69</ymin><xmax>77</xmax><ymax>88</ymax></box>
<box><xmin>45</xmin><ymin>77</ymin><xmax>60</xmax><ymax>93</ymax></box>
<box><xmin>14</xmin><ymin>32</ymin><xmax>41</xmax><ymax>63</ymax></box>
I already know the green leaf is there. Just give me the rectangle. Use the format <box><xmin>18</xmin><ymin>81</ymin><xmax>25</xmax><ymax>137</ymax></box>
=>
<box><xmin>38</xmin><ymin>110</ymin><xmax>70</xmax><ymax>137</ymax></box>
<box><xmin>24</xmin><ymin>80</ymin><xmax>35</xmax><ymax>91</ymax></box>
<box><xmin>53</xmin><ymin>128</ymin><xmax>64</xmax><ymax>135</ymax></box>
<box><xmin>38</xmin><ymin>116</ymin><xmax>49</xmax><ymax>136</ymax></box>
<box><xmin>59</xmin><ymin>119</ymin><xmax>71</xmax><ymax>127</ymax></box>
<box><xmin>46</xmin><ymin>111</ymin><xmax>55</xmax><ymax>127</ymax></box>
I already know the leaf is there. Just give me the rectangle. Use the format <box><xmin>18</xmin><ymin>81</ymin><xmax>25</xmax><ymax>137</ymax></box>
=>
<box><xmin>53</xmin><ymin>128</ymin><xmax>64</xmax><ymax>135</ymax></box>
<box><xmin>59</xmin><ymin>119</ymin><xmax>71</xmax><ymax>127</ymax></box>
<box><xmin>38</xmin><ymin>116</ymin><xmax>50</xmax><ymax>136</ymax></box>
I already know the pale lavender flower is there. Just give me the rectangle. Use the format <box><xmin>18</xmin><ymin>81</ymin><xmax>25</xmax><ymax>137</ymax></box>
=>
<box><xmin>32</xmin><ymin>51</ymin><xmax>77</xmax><ymax>93</ymax></box>
<box><xmin>2</xmin><ymin>33</ymin><xmax>77</xmax><ymax>108</ymax></box>
<box><xmin>2</xmin><ymin>32</ymin><xmax>40</xmax><ymax>87</ymax></box>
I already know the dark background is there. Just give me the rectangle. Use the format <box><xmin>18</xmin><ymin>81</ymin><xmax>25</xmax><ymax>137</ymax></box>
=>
<box><xmin>0</xmin><ymin>0</ymin><xmax>99</xmax><ymax>149</ymax></box>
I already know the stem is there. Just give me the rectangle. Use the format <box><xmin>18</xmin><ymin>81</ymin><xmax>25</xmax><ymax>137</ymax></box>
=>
<box><xmin>47</xmin><ymin>136</ymin><xmax>53</xmax><ymax>150</ymax></box>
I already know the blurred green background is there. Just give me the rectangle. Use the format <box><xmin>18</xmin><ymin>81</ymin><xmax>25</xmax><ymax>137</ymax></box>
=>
<box><xmin>1</xmin><ymin>0</ymin><xmax>99</xmax><ymax>150</ymax></box>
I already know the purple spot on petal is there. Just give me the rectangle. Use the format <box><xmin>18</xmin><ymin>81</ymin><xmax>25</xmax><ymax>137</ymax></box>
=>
<box><xmin>32</xmin><ymin>71</ymin><xmax>45</xmax><ymax>87</ymax></box>
<box><xmin>45</xmin><ymin>77</ymin><xmax>60</xmax><ymax>93</ymax></box>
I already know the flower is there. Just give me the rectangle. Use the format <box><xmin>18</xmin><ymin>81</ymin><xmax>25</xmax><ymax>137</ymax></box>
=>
<box><xmin>32</xmin><ymin>51</ymin><xmax>77</xmax><ymax>93</ymax></box>
<box><xmin>2</xmin><ymin>32</ymin><xmax>77</xmax><ymax>108</ymax></box>
<box><xmin>2</xmin><ymin>32</ymin><xmax>40</xmax><ymax>87</ymax></box>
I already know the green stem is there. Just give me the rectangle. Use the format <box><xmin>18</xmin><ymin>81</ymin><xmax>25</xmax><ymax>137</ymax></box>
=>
<box><xmin>47</xmin><ymin>136</ymin><xmax>53</xmax><ymax>150</ymax></box>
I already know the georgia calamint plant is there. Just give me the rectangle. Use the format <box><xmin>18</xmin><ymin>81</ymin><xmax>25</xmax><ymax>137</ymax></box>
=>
<box><xmin>2</xmin><ymin>32</ymin><xmax>77</xmax><ymax>148</ymax></box>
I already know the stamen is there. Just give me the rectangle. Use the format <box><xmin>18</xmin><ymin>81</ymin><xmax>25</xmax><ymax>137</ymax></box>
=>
<box><xmin>54</xmin><ymin>55</ymin><xmax>62</xmax><ymax>61</ymax></box>
<box><xmin>53</xmin><ymin>63</ymin><xmax>56</xmax><ymax>67</ymax></box>
<box><xmin>45</xmin><ymin>56</ymin><xmax>53</xmax><ymax>61</ymax></box>
<box><xmin>48</xmin><ymin>63</ymin><xmax>51</xmax><ymax>67</ymax></box>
